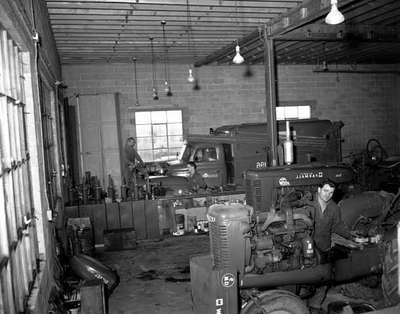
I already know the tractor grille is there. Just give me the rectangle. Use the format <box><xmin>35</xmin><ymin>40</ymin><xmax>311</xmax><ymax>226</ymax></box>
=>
<box><xmin>245</xmin><ymin>178</ymin><xmax>261</xmax><ymax>208</ymax></box>
<box><xmin>209</xmin><ymin>220</ymin><xmax>231</xmax><ymax>269</ymax></box>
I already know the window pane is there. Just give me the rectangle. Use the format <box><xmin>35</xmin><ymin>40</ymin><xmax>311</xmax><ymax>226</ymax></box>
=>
<box><xmin>153</xmin><ymin>136</ymin><xmax>168</xmax><ymax>149</ymax></box>
<box><xmin>153</xmin><ymin>149</ymin><xmax>169</xmax><ymax>161</ymax></box>
<box><xmin>137</xmin><ymin>137</ymin><xmax>153</xmax><ymax>150</ymax></box>
<box><xmin>135</xmin><ymin>111</ymin><xmax>151</xmax><ymax>124</ymax></box>
<box><xmin>168</xmin><ymin>123</ymin><xmax>183</xmax><ymax>135</ymax></box>
<box><xmin>136</xmin><ymin>124</ymin><xmax>152</xmax><ymax>137</ymax></box>
<box><xmin>276</xmin><ymin>107</ymin><xmax>285</xmax><ymax>121</ymax></box>
<box><xmin>168</xmin><ymin>135</ymin><xmax>184</xmax><ymax>148</ymax></box>
<box><xmin>167</xmin><ymin>110</ymin><xmax>182</xmax><ymax>123</ymax></box>
<box><xmin>151</xmin><ymin>111</ymin><xmax>167</xmax><ymax>124</ymax></box>
<box><xmin>152</xmin><ymin>124</ymin><xmax>167</xmax><ymax>137</ymax></box>
<box><xmin>298</xmin><ymin>106</ymin><xmax>311</xmax><ymax>119</ymax></box>
<box><xmin>138</xmin><ymin>150</ymin><xmax>153</xmax><ymax>162</ymax></box>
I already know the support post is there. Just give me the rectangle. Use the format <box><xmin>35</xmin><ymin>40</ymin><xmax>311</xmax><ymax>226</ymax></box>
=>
<box><xmin>264</xmin><ymin>25</ymin><xmax>278</xmax><ymax>167</ymax></box>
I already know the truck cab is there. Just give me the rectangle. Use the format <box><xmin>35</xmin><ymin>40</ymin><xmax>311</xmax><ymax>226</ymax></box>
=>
<box><xmin>147</xmin><ymin>119</ymin><xmax>344</xmax><ymax>193</ymax></box>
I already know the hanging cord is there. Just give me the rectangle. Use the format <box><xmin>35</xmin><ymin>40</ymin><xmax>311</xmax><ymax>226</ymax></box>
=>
<box><xmin>149</xmin><ymin>37</ymin><xmax>158</xmax><ymax>100</ymax></box>
<box><xmin>186</xmin><ymin>0</ymin><xmax>194</xmax><ymax>64</ymax></box>
<box><xmin>186</xmin><ymin>0</ymin><xmax>200</xmax><ymax>89</ymax></box>
<box><xmin>133</xmin><ymin>57</ymin><xmax>139</xmax><ymax>106</ymax></box>
<box><xmin>161</xmin><ymin>21</ymin><xmax>172</xmax><ymax>96</ymax></box>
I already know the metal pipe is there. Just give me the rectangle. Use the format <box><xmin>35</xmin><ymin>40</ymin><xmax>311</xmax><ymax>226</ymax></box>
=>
<box><xmin>240</xmin><ymin>245</ymin><xmax>383</xmax><ymax>289</ymax></box>
<box><xmin>240</xmin><ymin>264</ymin><xmax>332</xmax><ymax>288</ymax></box>
<box><xmin>264</xmin><ymin>25</ymin><xmax>278</xmax><ymax>167</ymax></box>
<box><xmin>75</xmin><ymin>95</ymin><xmax>84</xmax><ymax>179</ymax></box>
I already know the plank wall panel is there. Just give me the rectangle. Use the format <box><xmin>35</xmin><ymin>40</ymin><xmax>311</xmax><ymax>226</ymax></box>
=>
<box><xmin>132</xmin><ymin>200</ymin><xmax>146</xmax><ymax>240</ymax></box>
<box><xmin>104</xmin><ymin>202</ymin><xmax>120</xmax><ymax>230</ymax></box>
<box><xmin>119</xmin><ymin>201</ymin><xmax>133</xmax><ymax>229</ymax></box>
<box><xmin>144</xmin><ymin>200</ymin><xmax>160</xmax><ymax>240</ymax></box>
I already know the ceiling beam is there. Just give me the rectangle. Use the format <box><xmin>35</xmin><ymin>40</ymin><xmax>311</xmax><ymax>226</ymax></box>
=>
<box><xmin>195</xmin><ymin>0</ymin><xmax>362</xmax><ymax>66</ymax></box>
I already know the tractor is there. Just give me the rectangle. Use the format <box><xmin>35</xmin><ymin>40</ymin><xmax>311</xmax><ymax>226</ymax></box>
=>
<box><xmin>190</xmin><ymin>163</ymin><xmax>400</xmax><ymax>313</ymax></box>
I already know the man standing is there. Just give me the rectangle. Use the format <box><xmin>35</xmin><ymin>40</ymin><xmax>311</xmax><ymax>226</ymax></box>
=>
<box><xmin>124</xmin><ymin>137</ymin><xmax>146</xmax><ymax>199</ymax></box>
<box><xmin>187</xmin><ymin>161</ymin><xmax>207</xmax><ymax>193</ymax></box>
<box><xmin>311</xmin><ymin>179</ymin><xmax>351</xmax><ymax>263</ymax></box>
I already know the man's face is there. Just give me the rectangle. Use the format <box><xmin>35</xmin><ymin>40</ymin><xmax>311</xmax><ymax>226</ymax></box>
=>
<box><xmin>128</xmin><ymin>139</ymin><xmax>136</xmax><ymax>147</ymax></box>
<box><xmin>188</xmin><ymin>164</ymin><xmax>195</xmax><ymax>175</ymax></box>
<box><xmin>318</xmin><ymin>184</ymin><xmax>335</xmax><ymax>203</ymax></box>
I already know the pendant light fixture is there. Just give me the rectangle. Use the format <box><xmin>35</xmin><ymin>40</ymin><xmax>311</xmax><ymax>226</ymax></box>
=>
<box><xmin>185</xmin><ymin>0</ymin><xmax>196</xmax><ymax>83</ymax></box>
<box><xmin>132</xmin><ymin>57</ymin><xmax>140</xmax><ymax>106</ymax></box>
<box><xmin>161</xmin><ymin>20</ymin><xmax>172</xmax><ymax>96</ymax></box>
<box><xmin>149</xmin><ymin>37</ymin><xmax>159</xmax><ymax>100</ymax></box>
<box><xmin>232</xmin><ymin>0</ymin><xmax>244</xmax><ymax>64</ymax></box>
<box><xmin>233</xmin><ymin>41</ymin><xmax>244</xmax><ymax>64</ymax></box>
<box><xmin>325</xmin><ymin>0</ymin><xmax>345</xmax><ymax>25</ymax></box>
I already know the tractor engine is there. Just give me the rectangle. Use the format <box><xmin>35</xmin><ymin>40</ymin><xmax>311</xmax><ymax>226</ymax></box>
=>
<box><xmin>208</xmin><ymin>193</ymin><xmax>315</xmax><ymax>276</ymax></box>
<box><xmin>208</xmin><ymin>164</ymin><xmax>355</xmax><ymax>275</ymax></box>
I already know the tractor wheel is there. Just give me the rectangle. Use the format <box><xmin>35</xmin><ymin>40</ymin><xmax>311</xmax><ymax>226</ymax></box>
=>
<box><xmin>382</xmin><ymin>234</ymin><xmax>400</xmax><ymax>306</ymax></box>
<box><xmin>241</xmin><ymin>290</ymin><xmax>309</xmax><ymax>314</ymax></box>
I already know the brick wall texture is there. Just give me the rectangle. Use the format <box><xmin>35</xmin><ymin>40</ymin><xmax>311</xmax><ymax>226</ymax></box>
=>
<box><xmin>63</xmin><ymin>63</ymin><xmax>400</xmax><ymax>156</ymax></box>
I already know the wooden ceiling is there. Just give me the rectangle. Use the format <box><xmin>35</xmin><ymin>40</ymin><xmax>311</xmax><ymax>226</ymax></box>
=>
<box><xmin>45</xmin><ymin>0</ymin><xmax>400</xmax><ymax>66</ymax></box>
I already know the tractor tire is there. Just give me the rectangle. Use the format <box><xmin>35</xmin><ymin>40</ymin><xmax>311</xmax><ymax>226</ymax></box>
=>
<box><xmin>241</xmin><ymin>290</ymin><xmax>309</xmax><ymax>314</ymax></box>
<box><xmin>382</xmin><ymin>234</ymin><xmax>400</xmax><ymax>306</ymax></box>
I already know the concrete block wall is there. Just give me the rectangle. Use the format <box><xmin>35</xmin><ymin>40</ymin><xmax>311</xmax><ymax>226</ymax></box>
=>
<box><xmin>63</xmin><ymin>62</ymin><xmax>399</xmax><ymax>157</ymax></box>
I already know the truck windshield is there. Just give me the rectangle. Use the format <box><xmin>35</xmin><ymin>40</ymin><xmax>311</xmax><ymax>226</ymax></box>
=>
<box><xmin>178</xmin><ymin>142</ymin><xmax>192</xmax><ymax>162</ymax></box>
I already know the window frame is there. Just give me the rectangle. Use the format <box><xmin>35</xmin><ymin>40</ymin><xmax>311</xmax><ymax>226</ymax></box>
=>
<box><xmin>0</xmin><ymin>26</ymin><xmax>39</xmax><ymax>314</ymax></box>
<box><xmin>133</xmin><ymin>108</ymin><xmax>184</xmax><ymax>162</ymax></box>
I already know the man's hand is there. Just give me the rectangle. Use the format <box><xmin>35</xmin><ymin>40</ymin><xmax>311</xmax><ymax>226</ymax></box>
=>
<box><xmin>350</xmin><ymin>230</ymin><xmax>369</xmax><ymax>244</ymax></box>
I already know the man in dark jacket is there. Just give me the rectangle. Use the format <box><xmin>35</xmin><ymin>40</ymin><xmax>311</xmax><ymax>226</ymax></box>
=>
<box><xmin>187</xmin><ymin>161</ymin><xmax>207</xmax><ymax>193</ymax></box>
<box><xmin>311</xmin><ymin>179</ymin><xmax>352</xmax><ymax>263</ymax></box>
<box><xmin>124</xmin><ymin>137</ymin><xmax>146</xmax><ymax>199</ymax></box>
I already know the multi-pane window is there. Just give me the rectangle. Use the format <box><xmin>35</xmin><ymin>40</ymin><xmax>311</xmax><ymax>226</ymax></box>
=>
<box><xmin>0</xmin><ymin>26</ymin><xmax>39</xmax><ymax>314</ymax></box>
<box><xmin>276</xmin><ymin>105</ymin><xmax>311</xmax><ymax>120</ymax></box>
<box><xmin>135</xmin><ymin>110</ymin><xmax>184</xmax><ymax>162</ymax></box>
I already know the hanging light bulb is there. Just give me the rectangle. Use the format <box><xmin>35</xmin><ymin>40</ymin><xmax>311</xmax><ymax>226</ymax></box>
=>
<box><xmin>149</xmin><ymin>37</ymin><xmax>159</xmax><ymax>100</ymax></box>
<box><xmin>187</xmin><ymin>68</ymin><xmax>195</xmax><ymax>83</ymax></box>
<box><xmin>325</xmin><ymin>0</ymin><xmax>345</xmax><ymax>25</ymax></box>
<box><xmin>232</xmin><ymin>43</ymin><xmax>244</xmax><ymax>64</ymax></box>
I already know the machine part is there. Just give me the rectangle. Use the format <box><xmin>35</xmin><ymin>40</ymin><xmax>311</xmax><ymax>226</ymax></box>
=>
<box><xmin>366</xmin><ymin>138</ymin><xmax>388</xmax><ymax>166</ymax></box>
<box><xmin>241</xmin><ymin>245</ymin><xmax>381</xmax><ymax>289</ymax></box>
<box><xmin>245</xmin><ymin>165</ymin><xmax>354</xmax><ymax>213</ymax></box>
<box><xmin>381</xmin><ymin>230</ymin><xmax>400</xmax><ymax>306</ymax></box>
<box><xmin>338</xmin><ymin>191</ymin><xmax>393</xmax><ymax>231</ymax></box>
<box><xmin>302</xmin><ymin>234</ymin><xmax>314</xmax><ymax>259</ymax></box>
<box><xmin>333</xmin><ymin>245</ymin><xmax>382</xmax><ymax>282</ymax></box>
<box><xmin>283</xmin><ymin>120</ymin><xmax>294</xmax><ymax>165</ymax></box>
<box><xmin>208</xmin><ymin>203</ymin><xmax>252</xmax><ymax>273</ymax></box>
<box><xmin>69</xmin><ymin>254</ymin><xmax>119</xmax><ymax>292</ymax></box>
<box><xmin>241</xmin><ymin>289</ymin><xmax>309</xmax><ymax>314</ymax></box>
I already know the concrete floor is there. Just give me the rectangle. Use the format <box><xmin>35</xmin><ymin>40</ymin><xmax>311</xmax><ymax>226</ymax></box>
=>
<box><xmin>95</xmin><ymin>234</ymin><xmax>386</xmax><ymax>314</ymax></box>
<box><xmin>96</xmin><ymin>234</ymin><xmax>210</xmax><ymax>314</ymax></box>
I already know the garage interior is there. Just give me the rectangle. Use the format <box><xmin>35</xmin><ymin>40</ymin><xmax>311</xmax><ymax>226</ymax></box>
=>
<box><xmin>1</xmin><ymin>0</ymin><xmax>400</xmax><ymax>313</ymax></box>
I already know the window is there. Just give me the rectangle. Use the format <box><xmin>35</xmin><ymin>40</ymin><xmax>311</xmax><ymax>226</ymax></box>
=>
<box><xmin>135</xmin><ymin>110</ymin><xmax>184</xmax><ymax>162</ymax></box>
<box><xmin>0</xmin><ymin>27</ymin><xmax>39</xmax><ymax>313</ymax></box>
<box><xmin>276</xmin><ymin>105</ymin><xmax>311</xmax><ymax>120</ymax></box>
<box><xmin>194</xmin><ymin>147</ymin><xmax>217</xmax><ymax>162</ymax></box>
